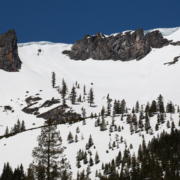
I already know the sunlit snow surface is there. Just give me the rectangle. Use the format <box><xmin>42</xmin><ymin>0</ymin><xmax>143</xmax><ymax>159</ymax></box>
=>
<box><xmin>144</xmin><ymin>26</ymin><xmax>180</xmax><ymax>36</ymax></box>
<box><xmin>0</xmin><ymin>27</ymin><xmax>180</xmax><ymax>179</ymax></box>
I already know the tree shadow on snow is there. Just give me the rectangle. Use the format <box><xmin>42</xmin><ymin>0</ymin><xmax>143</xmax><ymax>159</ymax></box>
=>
<box><xmin>90</xmin><ymin>105</ymin><xmax>97</xmax><ymax>108</ymax></box>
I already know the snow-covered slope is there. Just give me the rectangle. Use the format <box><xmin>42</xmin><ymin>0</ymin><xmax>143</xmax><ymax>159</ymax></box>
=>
<box><xmin>0</xmin><ymin>27</ymin><xmax>180</xmax><ymax>179</ymax></box>
<box><xmin>144</xmin><ymin>26</ymin><xmax>180</xmax><ymax>36</ymax></box>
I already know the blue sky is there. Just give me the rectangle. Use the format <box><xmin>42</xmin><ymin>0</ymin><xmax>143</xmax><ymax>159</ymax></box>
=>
<box><xmin>0</xmin><ymin>0</ymin><xmax>179</xmax><ymax>44</ymax></box>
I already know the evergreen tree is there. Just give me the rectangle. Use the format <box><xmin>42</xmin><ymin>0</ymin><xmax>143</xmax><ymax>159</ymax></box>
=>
<box><xmin>95</xmin><ymin>152</ymin><xmax>100</xmax><ymax>164</ymax></box>
<box><xmin>82</xmin><ymin>119</ymin><xmax>86</xmax><ymax>125</ymax></box>
<box><xmin>120</xmin><ymin>136</ymin><xmax>123</xmax><ymax>143</ymax></box>
<box><xmin>95</xmin><ymin>120</ymin><xmax>98</xmax><ymax>127</ymax></box>
<box><xmin>95</xmin><ymin>170</ymin><xmax>98</xmax><ymax>177</ymax></box>
<box><xmin>145</xmin><ymin>102</ymin><xmax>150</xmax><ymax>116</ymax></box>
<box><xmin>88</xmin><ymin>135</ymin><xmax>93</xmax><ymax>148</ymax></box>
<box><xmin>26</xmin><ymin>164</ymin><xmax>35</xmax><ymax>180</ymax></box>
<box><xmin>19</xmin><ymin>163</ymin><xmax>25</xmax><ymax>180</ymax></box>
<box><xmin>77</xmin><ymin>94</ymin><xmax>82</xmax><ymax>102</ymax></box>
<box><xmin>121</xmin><ymin>99</ymin><xmax>126</xmax><ymax>114</ymax></box>
<box><xmin>69</xmin><ymin>85</ymin><xmax>77</xmax><ymax>104</ymax></box>
<box><xmin>155</xmin><ymin>124</ymin><xmax>159</xmax><ymax>131</ymax></box>
<box><xmin>5</xmin><ymin>126</ymin><xmax>9</xmax><ymax>135</ymax></box>
<box><xmin>17</xmin><ymin>119</ymin><xmax>21</xmax><ymax>132</ymax></box>
<box><xmin>126</xmin><ymin>114</ymin><xmax>131</xmax><ymax>124</ymax></box>
<box><xmin>177</xmin><ymin>105</ymin><xmax>180</xmax><ymax>113</ymax></box>
<box><xmin>83</xmin><ymin>152</ymin><xmax>88</xmax><ymax>164</ymax></box>
<box><xmin>33</xmin><ymin>161</ymin><xmax>46</xmax><ymax>180</ymax></box>
<box><xmin>135</xmin><ymin>101</ymin><xmax>139</xmax><ymax>113</ymax></box>
<box><xmin>101</xmin><ymin>106</ymin><xmax>105</xmax><ymax>117</ymax></box>
<box><xmin>76</xmin><ymin>127</ymin><xmax>80</xmax><ymax>133</ymax></box>
<box><xmin>100</xmin><ymin>118</ymin><xmax>107</xmax><ymax>131</ymax></box>
<box><xmin>121</xmin><ymin>114</ymin><xmax>123</xmax><ymax>121</ymax></box>
<box><xmin>86</xmin><ymin>164</ymin><xmax>91</xmax><ymax>177</ymax></box>
<box><xmin>166</xmin><ymin>101</ymin><xmax>175</xmax><ymax>113</ymax></box>
<box><xmin>31</xmin><ymin>118</ymin><xmax>71</xmax><ymax>180</ymax></box>
<box><xmin>139</xmin><ymin>106</ymin><xmax>144</xmax><ymax>120</ymax></box>
<box><xmin>80</xmin><ymin>169</ymin><xmax>85</xmax><ymax>180</ymax></box>
<box><xmin>89</xmin><ymin>157</ymin><xmax>94</xmax><ymax>166</ymax></box>
<box><xmin>102</xmin><ymin>163</ymin><xmax>105</xmax><ymax>170</ymax></box>
<box><xmin>157</xmin><ymin>94</ymin><xmax>165</xmax><ymax>113</ymax></box>
<box><xmin>150</xmin><ymin>100</ymin><xmax>157</xmax><ymax>113</ymax></box>
<box><xmin>20</xmin><ymin>120</ymin><xmax>26</xmax><ymax>131</ymax></box>
<box><xmin>61</xmin><ymin>79</ymin><xmax>68</xmax><ymax>99</ymax></box>
<box><xmin>52</xmin><ymin>72</ymin><xmax>56</xmax><ymax>88</ymax></box>
<box><xmin>167</xmin><ymin>120</ymin><xmax>170</xmax><ymax>128</ymax></box>
<box><xmin>75</xmin><ymin>135</ymin><xmax>78</xmax><ymax>142</ymax></box>
<box><xmin>107</xmin><ymin>97</ymin><xmax>112</xmax><ymax>116</ymax></box>
<box><xmin>157</xmin><ymin>113</ymin><xmax>160</xmax><ymax>125</ymax></box>
<box><xmin>76</xmin><ymin>158</ymin><xmax>81</xmax><ymax>168</ymax></box>
<box><xmin>160</xmin><ymin>113</ymin><xmax>164</xmax><ymax>124</ymax></box>
<box><xmin>109</xmin><ymin>125</ymin><xmax>113</xmax><ymax>133</ymax></box>
<box><xmin>171</xmin><ymin>121</ymin><xmax>175</xmax><ymax>129</ymax></box>
<box><xmin>81</xmin><ymin>107</ymin><xmax>86</xmax><ymax>118</ymax></box>
<box><xmin>13</xmin><ymin>166</ymin><xmax>21</xmax><ymax>180</ymax></box>
<box><xmin>132</xmin><ymin>113</ymin><xmax>137</xmax><ymax>124</ymax></box>
<box><xmin>145</xmin><ymin>112</ymin><xmax>150</xmax><ymax>132</ymax></box>
<box><xmin>132</xmin><ymin>107</ymin><xmax>135</xmax><ymax>113</ymax></box>
<box><xmin>87</xmin><ymin>88</ymin><xmax>94</xmax><ymax>107</ymax></box>
<box><xmin>67</xmin><ymin>131</ymin><xmax>74</xmax><ymax>143</ymax></box>
<box><xmin>113</xmin><ymin>100</ymin><xmax>119</xmax><ymax>115</ymax></box>
<box><xmin>90</xmin><ymin>112</ymin><xmax>94</xmax><ymax>119</ymax></box>
<box><xmin>0</xmin><ymin>162</ymin><xmax>13</xmax><ymax>180</ymax></box>
<box><xmin>130</xmin><ymin>144</ymin><xmax>133</xmax><ymax>149</ymax></box>
<box><xmin>130</xmin><ymin>122</ymin><xmax>133</xmax><ymax>134</ymax></box>
<box><xmin>114</xmin><ymin>124</ymin><xmax>117</xmax><ymax>131</ymax></box>
<box><xmin>83</xmin><ymin>85</ymin><xmax>86</xmax><ymax>95</ymax></box>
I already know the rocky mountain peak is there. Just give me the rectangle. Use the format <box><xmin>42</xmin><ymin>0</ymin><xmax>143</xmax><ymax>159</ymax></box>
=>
<box><xmin>0</xmin><ymin>29</ymin><xmax>22</xmax><ymax>72</ymax></box>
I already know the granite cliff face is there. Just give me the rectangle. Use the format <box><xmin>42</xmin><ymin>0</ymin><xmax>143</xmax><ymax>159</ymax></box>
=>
<box><xmin>63</xmin><ymin>28</ymin><xmax>170</xmax><ymax>61</ymax></box>
<box><xmin>0</xmin><ymin>29</ymin><xmax>21</xmax><ymax>72</ymax></box>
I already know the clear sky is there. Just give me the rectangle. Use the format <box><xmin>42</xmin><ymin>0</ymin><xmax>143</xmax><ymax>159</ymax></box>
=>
<box><xmin>0</xmin><ymin>0</ymin><xmax>179</xmax><ymax>44</ymax></box>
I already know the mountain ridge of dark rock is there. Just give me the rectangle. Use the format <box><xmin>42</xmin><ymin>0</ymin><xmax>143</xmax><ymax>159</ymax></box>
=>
<box><xmin>62</xmin><ymin>28</ymin><xmax>171</xmax><ymax>61</ymax></box>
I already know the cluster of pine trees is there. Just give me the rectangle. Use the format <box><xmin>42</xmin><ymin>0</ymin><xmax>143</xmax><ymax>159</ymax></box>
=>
<box><xmin>0</xmin><ymin>163</ymin><xmax>26</xmax><ymax>180</ymax></box>
<box><xmin>113</xmin><ymin>99</ymin><xmax>126</xmax><ymax>115</ymax></box>
<box><xmin>76</xmin><ymin>134</ymin><xmax>100</xmax><ymax>179</ymax></box>
<box><xmin>98</xmin><ymin>127</ymin><xmax>180</xmax><ymax>180</ymax></box>
<box><xmin>5</xmin><ymin>119</ymin><xmax>26</xmax><ymax>135</ymax></box>
<box><xmin>55</xmin><ymin>77</ymin><xmax>95</xmax><ymax>108</ymax></box>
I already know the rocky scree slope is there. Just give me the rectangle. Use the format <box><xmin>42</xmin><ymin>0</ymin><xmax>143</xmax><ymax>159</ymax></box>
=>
<box><xmin>63</xmin><ymin>28</ymin><xmax>172</xmax><ymax>61</ymax></box>
<box><xmin>0</xmin><ymin>29</ymin><xmax>21</xmax><ymax>72</ymax></box>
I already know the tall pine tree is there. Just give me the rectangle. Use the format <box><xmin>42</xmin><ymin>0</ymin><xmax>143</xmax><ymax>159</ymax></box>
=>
<box><xmin>31</xmin><ymin>118</ymin><xmax>71</xmax><ymax>180</ymax></box>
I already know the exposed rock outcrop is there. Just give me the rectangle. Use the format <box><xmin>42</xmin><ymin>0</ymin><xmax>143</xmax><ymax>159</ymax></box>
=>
<box><xmin>63</xmin><ymin>28</ymin><xmax>170</xmax><ymax>61</ymax></box>
<box><xmin>4</xmin><ymin>106</ymin><xmax>12</xmax><ymax>111</ymax></box>
<box><xmin>171</xmin><ymin>41</ymin><xmax>180</xmax><ymax>46</ymax></box>
<box><xmin>22</xmin><ymin>106</ymin><xmax>39</xmax><ymax>115</ymax></box>
<box><xmin>164</xmin><ymin>56</ymin><xmax>180</xmax><ymax>65</ymax></box>
<box><xmin>40</xmin><ymin>98</ymin><xmax>60</xmax><ymax>108</ymax></box>
<box><xmin>25</xmin><ymin>96</ymin><xmax>42</xmax><ymax>104</ymax></box>
<box><xmin>0</xmin><ymin>29</ymin><xmax>22</xmax><ymax>71</ymax></box>
<box><xmin>37</xmin><ymin>105</ymin><xmax>81</xmax><ymax>123</ymax></box>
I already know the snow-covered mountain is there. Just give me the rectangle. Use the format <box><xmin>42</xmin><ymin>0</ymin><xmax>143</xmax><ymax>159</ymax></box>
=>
<box><xmin>0</xmin><ymin>27</ymin><xmax>180</xmax><ymax>179</ymax></box>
